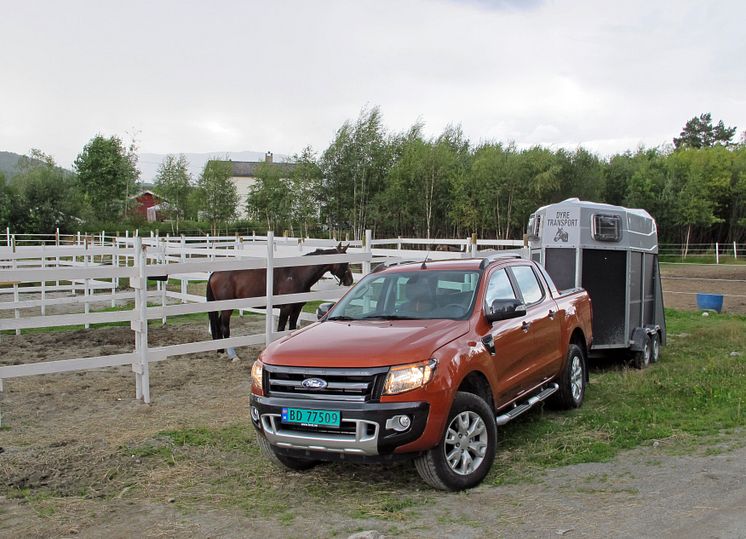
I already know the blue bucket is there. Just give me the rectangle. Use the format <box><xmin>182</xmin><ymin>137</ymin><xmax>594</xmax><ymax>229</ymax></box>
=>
<box><xmin>696</xmin><ymin>293</ymin><xmax>724</xmax><ymax>313</ymax></box>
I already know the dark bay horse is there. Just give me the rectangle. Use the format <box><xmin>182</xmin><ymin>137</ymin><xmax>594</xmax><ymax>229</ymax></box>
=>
<box><xmin>206</xmin><ymin>243</ymin><xmax>354</xmax><ymax>360</ymax></box>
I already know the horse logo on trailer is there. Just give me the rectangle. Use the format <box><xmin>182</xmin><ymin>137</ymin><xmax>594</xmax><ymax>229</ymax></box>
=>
<box><xmin>554</xmin><ymin>227</ymin><xmax>569</xmax><ymax>243</ymax></box>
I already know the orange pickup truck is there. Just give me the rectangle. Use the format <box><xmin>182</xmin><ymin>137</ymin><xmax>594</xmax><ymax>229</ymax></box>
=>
<box><xmin>249</xmin><ymin>255</ymin><xmax>593</xmax><ymax>490</ymax></box>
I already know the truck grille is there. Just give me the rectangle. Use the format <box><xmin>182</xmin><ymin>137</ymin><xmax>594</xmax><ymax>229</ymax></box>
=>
<box><xmin>264</xmin><ymin>365</ymin><xmax>389</xmax><ymax>402</ymax></box>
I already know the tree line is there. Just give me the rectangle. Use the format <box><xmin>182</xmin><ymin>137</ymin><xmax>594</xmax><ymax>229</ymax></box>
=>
<box><xmin>2</xmin><ymin>111</ymin><xmax>744</xmax><ymax>246</ymax></box>
<box><xmin>247</xmin><ymin>109</ymin><xmax>746</xmax><ymax>245</ymax></box>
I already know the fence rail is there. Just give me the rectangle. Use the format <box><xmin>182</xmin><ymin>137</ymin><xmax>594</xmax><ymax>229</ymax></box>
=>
<box><xmin>0</xmin><ymin>231</ymin><xmax>379</xmax><ymax>421</ymax></box>
<box><xmin>0</xmin><ymin>228</ymin><xmax>527</xmax><ymax>423</ymax></box>
<box><xmin>659</xmin><ymin>242</ymin><xmax>744</xmax><ymax>263</ymax></box>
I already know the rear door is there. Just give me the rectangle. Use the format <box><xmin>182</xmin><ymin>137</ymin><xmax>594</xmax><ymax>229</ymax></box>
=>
<box><xmin>507</xmin><ymin>264</ymin><xmax>562</xmax><ymax>388</ymax></box>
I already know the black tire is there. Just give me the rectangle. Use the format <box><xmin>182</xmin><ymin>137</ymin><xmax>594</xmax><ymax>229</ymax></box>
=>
<box><xmin>256</xmin><ymin>434</ymin><xmax>318</xmax><ymax>471</ymax></box>
<box><xmin>552</xmin><ymin>344</ymin><xmax>587</xmax><ymax>409</ymax></box>
<box><xmin>650</xmin><ymin>332</ymin><xmax>661</xmax><ymax>363</ymax></box>
<box><xmin>414</xmin><ymin>391</ymin><xmax>497</xmax><ymax>491</ymax></box>
<box><xmin>633</xmin><ymin>335</ymin><xmax>652</xmax><ymax>369</ymax></box>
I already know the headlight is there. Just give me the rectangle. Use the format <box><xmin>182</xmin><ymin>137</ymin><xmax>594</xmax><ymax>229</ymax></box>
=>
<box><xmin>383</xmin><ymin>359</ymin><xmax>437</xmax><ymax>395</ymax></box>
<box><xmin>251</xmin><ymin>360</ymin><xmax>264</xmax><ymax>391</ymax></box>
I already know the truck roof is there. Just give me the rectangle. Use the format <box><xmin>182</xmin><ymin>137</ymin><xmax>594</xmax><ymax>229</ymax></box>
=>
<box><xmin>376</xmin><ymin>255</ymin><xmax>522</xmax><ymax>274</ymax></box>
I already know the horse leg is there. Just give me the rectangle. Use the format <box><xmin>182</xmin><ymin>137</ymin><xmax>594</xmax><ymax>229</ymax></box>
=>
<box><xmin>221</xmin><ymin>309</ymin><xmax>239</xmax><ymax>361</ymax></box>
<box><xmin>288</xmin><ymin>303</ymin><xmax>304</xmax><ymax>330</ymax></box>
<box><xmin>209</xmin><ymin>310</ymin><xmax>224</xmax><ymax>353</ymax></box>
<box><xmin>277</xmin><ymin>306</ymin><xmax>289</xmax><ymax>332</ymax></box>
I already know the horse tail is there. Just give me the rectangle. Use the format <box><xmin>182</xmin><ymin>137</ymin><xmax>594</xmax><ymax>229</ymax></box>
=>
<box><xmin>206</xmin><ymin>275</ymin><xmax>221</xmax><ymax>341</ymax></box>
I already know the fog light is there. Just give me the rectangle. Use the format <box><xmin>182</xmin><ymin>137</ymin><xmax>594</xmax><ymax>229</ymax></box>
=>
<box><xmin>251</xmin><ymin>406</ymin><xmax>260</xmax><ymax>422</ymax></box>
<box><xmin>386</xmin><ymin>414</ymin><xmax>411</xmax><ymax>432</ymax></box>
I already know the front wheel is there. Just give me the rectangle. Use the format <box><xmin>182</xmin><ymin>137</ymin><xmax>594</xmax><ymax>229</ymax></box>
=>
<box><xmin>256</xmin><ymin>434</ymin><xmax>318</xmax><ymax>471</ymax></box>
<box><xmin>552</xmin><ymin>344</ymin><xmax>587</xmax><ymax>409</ymax></box>
<box><xmin>414</xmin><ymin>391</ymin><xmax>497</xmax><ymax>491</ymax></box>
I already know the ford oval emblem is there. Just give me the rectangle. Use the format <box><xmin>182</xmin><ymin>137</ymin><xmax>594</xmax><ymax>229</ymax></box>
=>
<box><xmin>302</xmin><ymin>377</ymin><xmax>328</xmax><ymax>390</ymax></box>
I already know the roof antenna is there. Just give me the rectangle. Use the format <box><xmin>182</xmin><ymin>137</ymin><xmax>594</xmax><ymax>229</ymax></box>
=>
<box><xmin>421</xmin><ymin>249</ymin><xmax>430</xmax><ymax>269</ymax></box>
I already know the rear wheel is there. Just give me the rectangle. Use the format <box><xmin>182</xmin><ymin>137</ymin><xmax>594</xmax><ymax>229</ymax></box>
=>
<box><xmin>256</xmin><ymin>434</ymin><xmax>318</xmax><ymax>471</ymax></box>
<box><xmin>414</xmin><ymin>391</ymin><xmax>497</xmax><ymax>491</ymax></box>
<box><xmin>633</xmin><ymin>335</ymin><xmax>652</xmax><ymax>369</ymax></box>
<box><xmin>552</xmin><ymin>344</ymin><xmax>586</xmax><ymax>409</ymax></box>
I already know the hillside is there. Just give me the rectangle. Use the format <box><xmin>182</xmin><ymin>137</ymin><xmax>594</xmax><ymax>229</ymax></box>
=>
<box><xmin>0</xmin><ymin>151</ymin><xmax>23</xmax><ymax>182</ymax></box>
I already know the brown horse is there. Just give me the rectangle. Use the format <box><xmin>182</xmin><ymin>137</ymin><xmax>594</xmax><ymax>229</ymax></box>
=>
<box><xmin>206</xmin><ymin>243</ymin><xmax>353</xmax><ymax>359</ymax></box>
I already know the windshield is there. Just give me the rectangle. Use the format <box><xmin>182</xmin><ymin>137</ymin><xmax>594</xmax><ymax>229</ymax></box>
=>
<box><xmin>327</xmin><ymin>270</ymin><xmax>480</xmax><ymax>321</ymax></box>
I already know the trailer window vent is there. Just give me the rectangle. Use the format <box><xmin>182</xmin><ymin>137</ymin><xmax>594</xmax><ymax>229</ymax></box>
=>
<box><xmin>592</xmin><ymin>214</ymin><xmax>622</xmax><ymax>242</ymax></box>
<box><xmin>528</xmin><ymin>215</ymin><xmax>542</xmax><ymax>239</ymax></box>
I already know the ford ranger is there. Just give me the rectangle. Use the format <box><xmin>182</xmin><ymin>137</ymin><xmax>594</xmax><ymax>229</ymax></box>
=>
<box><xmin>250</xmin><ymin>254</ymin><xmax>593</xmax><ymax>490</ymax></box>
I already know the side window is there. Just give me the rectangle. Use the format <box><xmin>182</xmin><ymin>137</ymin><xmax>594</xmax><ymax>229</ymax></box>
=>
<box><xmin>511</xmin><ymin>266</ymin><xmax>544</xmax><ymax>305</ymax></box>
<box><xmin>592</xmin><ymin>214</ymin><xmax>622</xmax><ymax>242</ymax></box>
<box><xmin>484</xmin><ymin>269</ymin><xmax>516</xmax><ymax>307</ymax></box>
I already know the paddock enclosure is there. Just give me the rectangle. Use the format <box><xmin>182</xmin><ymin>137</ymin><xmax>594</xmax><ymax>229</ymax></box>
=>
<box><xmin>0</xmin><ymin>230</ymin><xmax>522</xmax><ymax>420</ymax></box>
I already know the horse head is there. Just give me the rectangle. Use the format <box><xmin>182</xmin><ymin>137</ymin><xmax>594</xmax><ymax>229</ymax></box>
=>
<box><xmin>332</xmin><ymin>243</ymin><xmax>354</xmax><ymax>286</ymax></box>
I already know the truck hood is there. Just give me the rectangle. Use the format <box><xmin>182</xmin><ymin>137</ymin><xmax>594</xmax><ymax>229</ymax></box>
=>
<box><xmin>263</xmin><ymin>319</ymin><xmax>470</xmax><ymax>368</ymax></box>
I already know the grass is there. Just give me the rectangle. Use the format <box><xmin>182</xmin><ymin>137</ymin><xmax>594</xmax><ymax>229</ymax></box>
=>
<box><xmin>115</xmin><ymin>308</ymin><xmax>746</xmax><ymax>521</ymax></box>
<box><xmin>488</xmin><ymin>308</ymin><xmax>746</xmax><ymax>484</ymax></box>
<box><xmin>8</xmin><ymin>307</ymin><xmax>746</xmax><ymax>530</ymax></box>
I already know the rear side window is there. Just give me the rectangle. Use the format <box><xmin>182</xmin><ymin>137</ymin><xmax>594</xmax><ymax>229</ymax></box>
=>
<box><xmin>592</xmin><ymin>214</ymin><xmax>622</xmax><ymax>242</ymax></box>
<box><xmin>511</xmin><ymin>266</ymin><xmax>544</xmax><ymax>305</ymax></box>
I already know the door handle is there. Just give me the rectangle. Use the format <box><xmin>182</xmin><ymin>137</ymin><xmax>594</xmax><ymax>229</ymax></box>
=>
<box><xmin>521</xmin><ymin>321</ymin><xmax>531</xmax><ymax>332</ymax></box>
<box><xmin>548</xmin><ymin>309</ymin><xmax>556</xmax><ymax>320</ymax></box>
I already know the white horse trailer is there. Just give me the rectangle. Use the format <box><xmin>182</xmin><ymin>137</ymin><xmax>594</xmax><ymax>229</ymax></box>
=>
<box><xmin>527</xmin><ymin>198</ymin><xmax>666</xmax><ymax>367</ymax></box>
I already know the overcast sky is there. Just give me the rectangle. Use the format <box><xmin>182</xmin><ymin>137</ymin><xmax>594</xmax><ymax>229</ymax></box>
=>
<box><xmin>1</xmin><ymin>0</ymin><xmax>744</xmax><ymax>169</ymax></box>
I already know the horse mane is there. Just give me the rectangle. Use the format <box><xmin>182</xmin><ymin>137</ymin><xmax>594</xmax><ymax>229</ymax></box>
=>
<box><xmin>304</xmin><ymin>247</ymin><xmax>338</xmax><ymax>256</ymax></box>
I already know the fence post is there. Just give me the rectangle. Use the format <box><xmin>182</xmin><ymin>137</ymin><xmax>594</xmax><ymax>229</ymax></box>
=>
<box><xmin>133</xmin><ymin>236</ymin><xmax>151</xmax><ymax>403</ymax></box>
<box><xmin>112</xmin><ymin>239</ymin><xmax>118</xmax><ymax>308</ymax></box>
<box><xmin>160</xmin><ymin>236</ymin><xmax>167</xmax><ymax>326</ymax></box>
<box><xmin>265</xmin><ymin>231</ymin><xmax>275</xmax><ymax>345</ymax></box>
<box><xmin>84</xmin><ymin>236</ymin><xmax>90</xmax><ymax>329</ymax></box>
<box><xmin>470</xmin><ymin>233</ymin><xmax>478</xmax><ymax>257</ymax></box>
<box><xmin>734</xmin><ymin>241</ymin><xmax>738</xmax><ymax>260</ymax></box>
<box><xmin>11</xmin><ymin>235</ymin><xmax>20</xmax><ymax>335</ymax></box>
<box><xmin>716</xmin><ymin>242</ymin><xmax>720</xmax><ymax>265</ymax></box>
<box><xmin>180</xmin><ymin>235</ymin><xmax>187</xmax><ymax>303</ymax></box>
<box><xmin>40</xmin><ymin>244</ymin><xmax>46</xmax><ymax>317</ymax></box>
<box><xmin>363</xmin><ymin>229</ymin><xmax>372</xmax><ymax>276</ymax></box>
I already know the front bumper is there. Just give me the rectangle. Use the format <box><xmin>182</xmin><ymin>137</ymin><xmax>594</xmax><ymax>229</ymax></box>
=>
<box><xmin>250</xmin><ymin>395</ymin><xmax>429</xmax><ymax>459</ymax></box>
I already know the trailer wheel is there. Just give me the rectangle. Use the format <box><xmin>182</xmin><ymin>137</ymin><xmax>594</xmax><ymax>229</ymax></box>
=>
<box><xmin>256</xmin><ymin>434</ymin><xmax>318</xmax><ymax>471</ymax></box>
<box><xmin>414</xmin><ymin>392</ymin><xmax>496</xmax><ymax>491</ymax></box>
<box><xmin>552</xmin><ymin>344</ymin><xmax>586</xmax><ymax>409</ymax></box>
<box><xmin>633</xmin><ymin>335</ymin><xmax>652</xmax><ymax>369</ymax></box>
<box><xmin>650</xmin><ymin>332</ymin><xmax>661</xmax><ymax>363</ymax></box>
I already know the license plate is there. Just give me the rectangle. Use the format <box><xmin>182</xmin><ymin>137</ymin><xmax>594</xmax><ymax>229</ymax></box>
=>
<box><xmin>281</xmin><ymin>407</ymin><xmax>341</xmax><ymax>428</ymax></box>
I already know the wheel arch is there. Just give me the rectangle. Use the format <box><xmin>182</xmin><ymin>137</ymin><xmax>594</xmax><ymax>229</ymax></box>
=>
<box><xmin>568</xmin><ymin>327</ymin><xmax>589</xmax><ymax>382</ymax></box>
<box><xmin>456</xmin><ymin>370</ymin><xmax>495</xmax><ymax>412</ymax></box>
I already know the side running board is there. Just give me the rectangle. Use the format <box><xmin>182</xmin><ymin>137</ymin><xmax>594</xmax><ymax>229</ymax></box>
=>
<box><xmin>495</xmin><ymin>383</ymin><xmax>559</xmax><ymax>426</ymax></box>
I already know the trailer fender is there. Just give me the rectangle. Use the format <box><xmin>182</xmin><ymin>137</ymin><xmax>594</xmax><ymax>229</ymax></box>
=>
<box><xmin>630</xmin><ymin>326</ymin><xmax>660</xmax><ymax>352</ymax></box>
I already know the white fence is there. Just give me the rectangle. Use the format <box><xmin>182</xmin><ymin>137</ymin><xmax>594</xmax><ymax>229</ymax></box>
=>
<box><xmin>659</xmin><ymin>242</ymin><xmax>744</xmax><ymax>263</ymax></box>
<box><xmin>0</xmin><ymin>232</ymin><xmax>374</xmax><ymax>419</ymax></box>
<box><xmin>1</xmin><ymin>230</ymin><xmax>523</xmax><ymax>421</ymax></box>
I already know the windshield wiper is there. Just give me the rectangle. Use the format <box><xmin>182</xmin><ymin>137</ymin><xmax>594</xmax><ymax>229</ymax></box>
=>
<box><xmin>326</xmin><ymin>315</ymin><xmax>357</xmax><ymax>321</ymax></box>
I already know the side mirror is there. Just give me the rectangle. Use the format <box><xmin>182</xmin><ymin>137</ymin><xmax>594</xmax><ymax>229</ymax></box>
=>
<box><xmin>316</xmin><ymin>302</ymin><xmax>335</xmax><ymax>320</ymax></box>
<box><xmin>485</xmin><ymin>299</ymin><xmax>526</xmax><ymax>323</ymax></box>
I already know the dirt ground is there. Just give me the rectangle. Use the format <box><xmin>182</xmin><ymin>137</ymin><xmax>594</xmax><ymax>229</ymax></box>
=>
<box><xmin>661</xmin><ymin>263</ymin><xmax>746</xmax><ymax>314</ymax></box>
<box><xmin>1</xmin><ymin>264</ymin><xmax>745</xmax><ymax>538</ymax></box>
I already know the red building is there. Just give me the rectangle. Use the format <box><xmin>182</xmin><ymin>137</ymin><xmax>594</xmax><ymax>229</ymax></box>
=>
<box><xmin>130</xmin><ymin>191</ymin><xmax>164</xmax><ymax>222</ymax></box>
